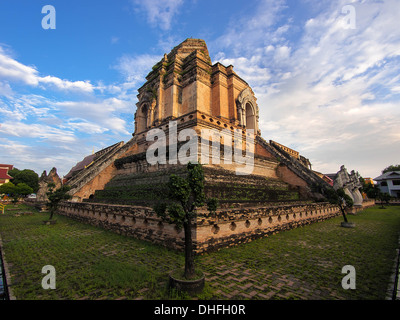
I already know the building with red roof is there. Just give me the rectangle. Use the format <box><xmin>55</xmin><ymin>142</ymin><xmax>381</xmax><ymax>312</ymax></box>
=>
<box><xmin>0</xmin><ymin>164</ymin><xmax>13</xmax><ymax>186</ymax></box>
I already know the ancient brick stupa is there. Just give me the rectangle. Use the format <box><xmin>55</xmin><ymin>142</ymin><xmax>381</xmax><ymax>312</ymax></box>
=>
<box><xmin>65</xmin><ymin>38</ymin><xmax>328</xmax><ymax>205</ymax></box>
<box><xmin>62</xmin><ymin>39</ymin><xmax>335</xmax><ymax>252</ymax></box>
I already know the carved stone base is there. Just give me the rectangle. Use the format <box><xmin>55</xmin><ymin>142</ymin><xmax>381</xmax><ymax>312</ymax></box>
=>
<box><xmin>42</xmin><ymin>220</ymin><xmax>57</xmax><ymax>225</ymax></box>
<box><xmin>169</xmin><ymin>269</ymin><xmax>205</xmax><ymax>295</ymax></box>
<box><xmin>341</xmin><ymin>222</ymin><xmax>355</xmax><ymax>228</ymax></box>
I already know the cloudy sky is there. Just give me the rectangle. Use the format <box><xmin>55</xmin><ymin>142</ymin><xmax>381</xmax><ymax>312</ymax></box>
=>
<box><xmin>0</xmin><ymin>0</ymin><xmax>399</xmax><ymax>180</ymax></box>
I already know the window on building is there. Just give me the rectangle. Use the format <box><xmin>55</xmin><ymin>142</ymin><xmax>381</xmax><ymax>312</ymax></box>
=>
<box><xmin>245</xmin><ymin>102</ymin><xmax>255</xmax><ymax>130</ymax></box>
<box><xmin>393</xmin><ymin>180</ymin><xmax>400</xmax><ymax>186</ymax></box>
<box><xmin>140</xmin><ymin>104</ymin><xmax>148</xmax><ymax>131</ymax></box>
<box><xmin>178</xmin><ymin>88</ymin><xmax>182</xmax><ymax>104</ymax></box>
<box><xmin>380</xmin><ymin>181</ymin><xmax>388</xmax><ymax>187</ymax></box>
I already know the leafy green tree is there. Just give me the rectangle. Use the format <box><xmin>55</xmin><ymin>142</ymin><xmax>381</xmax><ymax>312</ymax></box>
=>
<box><xmin>382</xmin><ymin>164</ymin><xmax>400</xmax><ymax>173</ymax></box>
<box><xmin>9</xmin><ymin>168</ymin><xmax>39</xmax><ymax>193</ymax></box>
<box><xmin>377</xmin><ymin>192</ymin><xmax>392</xmax><ymax>209</ymax></box>
<box><xmin>366</xmin><ymin>187</ymin><xmax>380</xmax><ymax>199</ymax></box>
<box><xmin>0</xmin><ymin>182</ymin><xmax>16</xmax><ymax>196</ymax></box>
<box><xmin>14</xmin><ymin>183</ymin><xmax>34</xmax><ymax>203</ymax></box>
<box><xmin>0</xmin><ymin>182</ymin><xmax>33</xmax><ymax>203</ymax></box>
<box><xmin>359</xmin><ymin>176</ymin><xmax>378</xmax><ymax>198</ymax></box>
<box><xmin>325</xmin><ymin>188</ymin><xmax>354</xmax><ymax>223</ymax></box>
<box><xmin>154</xmin><ymin>163</ymin><xmax>218</xmax><ymax>279</ymax></box>
<box><xmin>7</xmin><ymin>168</ymin><xmax>19</xmax><ymax>179</ymax></box>
<box><xmin>46</xmin><ymin>183</ymin><xmax>71</xmax><ymax>220</ymax></box>
<box><xmin>15</xmin><ymin>183</ymin><xmax>33</xmax><ymax>197</ymax></box>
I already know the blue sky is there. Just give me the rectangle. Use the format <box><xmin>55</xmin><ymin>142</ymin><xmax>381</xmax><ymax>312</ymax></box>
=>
<box><xmin>0</xmin><ymin>0</ymin><xmax>399</xmax><ymax>180</ymax></box>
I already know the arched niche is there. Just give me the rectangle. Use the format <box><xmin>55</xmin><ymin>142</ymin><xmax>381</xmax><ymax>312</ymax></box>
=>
<box><xmin>245</xmin><ymin>102</ymin><xmax>256</xmax><ymax>131</ymax></box>
<box><xmin>236</xmin><ymin>87</ymin><xmax>259</xmax><ymax>134</ymax></box>
<box><xmin>135</xmin><ymin>86</ymin><xmax>158</xmax><ymax>133</ymax></box>
<box><xmin>152</xmin><ymin>105</ymin><xmax>159</xmax><ymax>126</ymax></box>
<box><xmin>137</xmin><ymin>103</ymin><xmax>148</xmax><ymax>133</ymax></box>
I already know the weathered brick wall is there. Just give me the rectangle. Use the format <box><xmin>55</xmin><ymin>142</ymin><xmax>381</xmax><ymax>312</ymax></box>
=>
<box><xmin>58</xmin><ymin>201</ymin><xmax>341</xmax><ymax>253</ymax></box>
<box><xmin>195</xmin><ymin>202</ymin><xmax>341</xmax><ymax>252</ymax></box>
<box><xmin>276</xmin><ymin>163</ymin><xmax>309</xmax><ymax>189</ymax></box>
<box><xmin>57</xmin><ymin>202</ymin><xmax>186</xmax><ymax>251</ymax></box>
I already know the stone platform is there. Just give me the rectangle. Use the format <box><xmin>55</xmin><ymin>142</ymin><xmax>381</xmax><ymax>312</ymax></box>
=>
<box><xmin>58</xmin><ymin>201</ymin><xmax>341</xmax><ymax>253</ymax></box>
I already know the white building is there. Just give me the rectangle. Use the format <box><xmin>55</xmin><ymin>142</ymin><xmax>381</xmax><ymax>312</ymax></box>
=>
<box><xmin>374</xmin><ymin>171</ymin><xmax>400</xmax><ymax>198</ymax></box>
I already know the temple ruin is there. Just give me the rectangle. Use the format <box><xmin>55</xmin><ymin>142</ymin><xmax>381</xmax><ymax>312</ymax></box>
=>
<box><xmin>59</xmin><ymin>39</ymin><xmax>372</xmax><ymax>252</ymax></box>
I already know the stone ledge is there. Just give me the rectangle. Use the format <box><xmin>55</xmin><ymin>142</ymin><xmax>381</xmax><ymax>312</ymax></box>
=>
<box><xmin>58</xmin><ymin>201</ymin><xmax>340</xmax><ymax>253</ymax></box>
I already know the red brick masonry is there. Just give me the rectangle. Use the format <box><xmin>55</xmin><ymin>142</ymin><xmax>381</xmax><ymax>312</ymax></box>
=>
<box><xmin>57</xmin><ymin>201</ymin><xmax>374</xmax><ymax>253</ymax></box>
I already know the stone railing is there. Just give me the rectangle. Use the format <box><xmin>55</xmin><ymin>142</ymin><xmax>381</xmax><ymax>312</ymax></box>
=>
<box><xmin>66</xmin><ymin>141</ymin><xmax>126</xmax><ymax>196</ymax></box>
<box><xmin>57</xmin><ymin>201</ymin><xmax>185</xmax><ymax>251</ymax></box>
<box><xmin>375</xmin><ymin>199</ymin><xmax>400</xmax><ymax>206</ymax></box>
<box><xmin>362</xmin><ymin>199</ymin><xmax>376</xmax><ymax>208</ymax></box>
<box><xmin>195</xmin><ymin>202</ymin><xmax>340</xmax><ymax>252</ymax></box>
<box><xmin>258</xmin><ymin>137</ymin><xmax>330</xmax><ymax>190</ymax></box>
<box><xmin>58</xmin><ymin>201</ymin><xmax>342</xmax><ymax>253</ymax></box>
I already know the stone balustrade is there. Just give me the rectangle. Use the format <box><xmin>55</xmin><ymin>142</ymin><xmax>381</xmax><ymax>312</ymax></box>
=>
<box><xmin>195</xmin><ymin>202</ymin><xmax>340</xmax><ymax>252</ymax></box>
<box><xmin>58</xmin><ymin>201</ymin><xmax>343</xmax><ymax>253</ymax></box>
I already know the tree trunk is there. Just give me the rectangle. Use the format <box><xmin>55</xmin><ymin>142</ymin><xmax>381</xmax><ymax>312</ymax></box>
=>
<box><xmin>49</xmin><ymin>205</ymin><xmax>55</xmax><ymax>220</ymax></box>
<box><xmin>183</xmin><ymin>218</ymin><xmax>195</xmax><ymax>279</ymax></box>
<box><xmin>339</xmin><ymin>205</ymin><xmax>348</xmax><ymax>223</ymax></box>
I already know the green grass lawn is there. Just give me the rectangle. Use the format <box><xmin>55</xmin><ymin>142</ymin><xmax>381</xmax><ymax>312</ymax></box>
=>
<box><xmin>201</xmin><ymin>205</ymin><xmax>400</xmax><ymax>300</ymax></box>
<box><xmin>0</xmin><ymin>203</ymin><xmax>399</xmax><ymax>300</ymax></box>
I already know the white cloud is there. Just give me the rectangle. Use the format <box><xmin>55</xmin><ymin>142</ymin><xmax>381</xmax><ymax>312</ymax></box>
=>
<box><xmin>39</xmin><ymin>76</ymin><xmax>93</xmax><ymax>93</ymax></box>
<box><xmin>0</xmin><ymin>137</ymin><xmax>93</xmax><ymax>177</ymax></box>
<box><xmin>215</xmin><ymin>53</ymin><xmax>272</xmax><ymax>84</ymax></box>
<box><xmin>1</xmin><ymin>0</ymin><xmax>399</xmax><ymax>181</ymax></box>
<box><xmin>65</xmin><ymin>119</ymin><xmax>107</xmax><ymax>134</ymax></box>
<box><xmin>0</xmin><ymin>47</ymin><xmax>39</xmax><ymax>86</ymax></box>
<box><xmin>0</xmin><ymin>121</ymin><xmax>76</xmax><ymax>143</ymax></box>
<box><xmin>0</xmin><ymin>51</ymin><xmax>134</xmax><ymax>176</ymax></box>
<box><xmin>212</xmin><ymin>0</ymin><xmax>287</xmax><ymax>55</ymax></box>
<box><xmin>0</xmin><ymin>46</ymin><xmax>94</xmax><ymax>93</ymax></box>
<box><xmin>274</xmin><ymin>46</ymin><xmax>291</xmax><ymax>61</ymax></box>
<box><xmin>0</xmin><ymin>81</ymin><xmax>13</xmax><ymax>97</ymax></box>
<box><xmin>213</xmin><ymin>0</ymin><xmax>400</xmax><ymax>178</ymax></box>
<box><xmin>54</xmin><ymin>97</ymin><xmax>133</xmax><ymax>135</ymax></box>
<box><xmin>0</xmin><ymin>138</ymin><xmax>30</xmax><ymax>156</ymax></box>
<box><xmin>113</xmin><ymin>53</ymin><xmax>162</xmax><ymax>86</ymax></box>
<box><xmin>131</xmin><ymin>0</ymin><xmax>184</xmax><ymax>30</ymax></box>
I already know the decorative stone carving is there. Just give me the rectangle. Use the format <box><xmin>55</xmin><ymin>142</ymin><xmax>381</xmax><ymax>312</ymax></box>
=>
<box><xmin>36</xmin><ymin>167</ymin><xmax>62</xmax><ymax>202</ymax></box>
<box><xmin>333</xmin><ymin>165</ymin><xmax>363</xmax><ymax>207</ymax></box>
<box><xmin>236</xmin><ymin>87</ymin><xmax>259</xmax><ymax>132</ymax></box>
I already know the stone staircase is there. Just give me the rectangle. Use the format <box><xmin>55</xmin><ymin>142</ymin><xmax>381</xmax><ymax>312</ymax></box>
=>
<box><xmin>89</xmin><ymin>164</ymin><xmax>301</xmax><ymax>208</ymax></box>
<box><xmin>257</xmin><ymin>137</ymin><xmax>331</xmax><ymax>192</ymax></box>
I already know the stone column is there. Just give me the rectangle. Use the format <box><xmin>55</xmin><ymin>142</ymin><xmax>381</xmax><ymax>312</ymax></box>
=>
<box><xmin>351</xmin><ymin>189</ymin><xmax>363</xmax><ymax>207</ymax></box>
